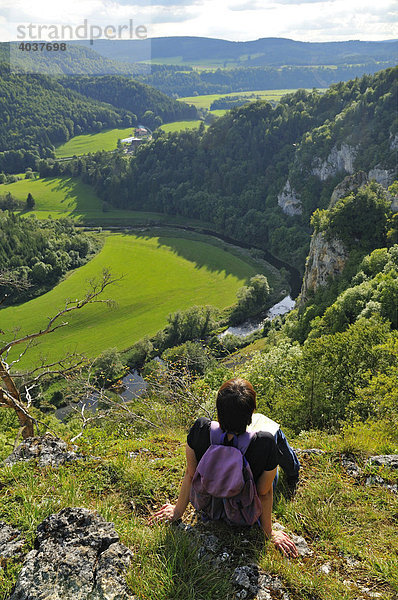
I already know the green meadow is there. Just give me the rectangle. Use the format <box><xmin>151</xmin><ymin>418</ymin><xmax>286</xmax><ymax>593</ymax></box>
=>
<box><xmin>159</xmin><ymin>120</ymin><xmax>204</xmax><ymax>133</ymax></box>
<box><xmin>51</xmin><ymin>91</ymin><xmax>299</xmax><ymax>156</ymax></box>
<box><xmin>1</xmin><ymin>233</ymin><xmax>259</xmax><ymax>368</ymax></box>
<box><xmin>1</xmin><ymin>177</ymin><xmax>211</xmax><ymax>227</ymax></box>
<box><xmin>179</xmin><ymin>89</ymin><xmax>296</xmax><ymax>110</ymax></box>
<box><xmin>55</xmin><ymin>127</ymin><xmax>134</xmax><ymax>158</ymax></box>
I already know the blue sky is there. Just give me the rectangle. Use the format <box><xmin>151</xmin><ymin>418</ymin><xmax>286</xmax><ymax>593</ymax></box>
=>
<box><xmin>1</xmin><ymin>0</ymin><xmax>397</xmax><ymax>42</ymax></box>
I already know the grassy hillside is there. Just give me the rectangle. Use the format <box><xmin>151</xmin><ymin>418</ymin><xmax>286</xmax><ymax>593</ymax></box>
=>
<box><xmin>1</xmin><ymin>176</ymin><xmax>214</xmax><ymax>227</ymax></box>
<box><xmin>159</xmin><ymin>120</ymin><xmax>204</xmax><ymax>134</ymax></box>
<box><xmin>55</xmin><ymin>127</ymin><xmax>135</xmax><ymax>157</ymax></box>
<box><xmin>1</xmin><ymin>232</ymin><xmax>260</xmax><ymax>368</ymax></box>
<box><xmin>0</xmin><ymin>413</ymin><xmax>396</xmax><ymax>599</ymax></box>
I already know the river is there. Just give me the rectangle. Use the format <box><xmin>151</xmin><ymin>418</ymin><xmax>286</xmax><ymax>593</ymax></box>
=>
<box><xmin>55</xmin><ymin>294</ymin><xmax>296</xmax><ymax>421</ymax></box>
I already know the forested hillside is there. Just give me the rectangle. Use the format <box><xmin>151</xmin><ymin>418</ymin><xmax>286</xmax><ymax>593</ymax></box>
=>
<box><xmin>77</xmin><ymin>36</ymin><xmax>398</xmax><ymax>67</ymax></box>
<box><xmin>0</xmin><ymin>42</ymin><xmax>146</xmax><ymax>76</ymax></box>
<box><xmin>58</xmin><ymin>76</ymin><xmax>197</xmax><ymax>128</ymax></box>
<box><xmin>0</xmin><ymin>212</ymin><xmax>99</xmax><ymax>303</ymax></box>
<box><xmin>0</xmin><ymin>64</ymin><xmax>196</xmax><ymax>173</ymax></box>
<box><xmin>139</xmin><ymin>63</ymin><xmax>395</xmax><ymax>97</ymax></box>
<box><xmin>41</xmin><ymin>68</ymin><xmax>397</xmax><ymax>270</ymax></box>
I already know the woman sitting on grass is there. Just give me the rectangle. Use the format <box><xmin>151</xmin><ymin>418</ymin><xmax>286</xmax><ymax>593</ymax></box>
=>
<box><xmin>151</xmin><ymin>378</ymin><xmax>298</xmax><ymax>558</ymax></box>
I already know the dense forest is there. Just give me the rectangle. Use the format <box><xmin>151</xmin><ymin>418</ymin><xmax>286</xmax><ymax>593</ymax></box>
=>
<box><xmin>0</xmin><ymin>64</ymin><xmax>196</xmax><ymax>173</ymax></box>
<box><xmin>58</xmin><ymin>76</ymin><xmax>197</xmax><ymax>128</ymax></box>
<box><xmin>138</xmin><ymin>63</ymin><xmax>396</xmax><ymax>98</ymax></box>
<box><xmin>0</xmin><ymin>212</ymin><xmax>98</xmax><ymax>304</ymax></box>
<box><xmin>40</xmin><ymin>68</ymin><xmax>397</xmax><ymax>270</ymax></box>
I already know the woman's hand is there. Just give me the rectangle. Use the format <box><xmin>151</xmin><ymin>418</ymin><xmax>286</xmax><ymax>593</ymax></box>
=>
<box><xmin>149</xmin><ymin>503</ymin><xmax>180</xmax><ymax>524</ymax></box>
<box><xmin>271</xmin><ymin>530</ymin><xmax>299</xmax><ymax>558</ymax></box>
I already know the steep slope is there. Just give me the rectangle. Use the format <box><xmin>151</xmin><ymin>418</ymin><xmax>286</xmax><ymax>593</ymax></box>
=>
<box><xmin>58</xmin><ymin>75</ymin><xmax>197</xmax><ymax>125</ymax></box>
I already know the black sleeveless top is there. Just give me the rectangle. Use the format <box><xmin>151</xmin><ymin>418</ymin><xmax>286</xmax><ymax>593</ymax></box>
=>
<box><xmin>187</xmin><ymin>417</ymin><xmax>278</xmax><ymax>482</ymax></box>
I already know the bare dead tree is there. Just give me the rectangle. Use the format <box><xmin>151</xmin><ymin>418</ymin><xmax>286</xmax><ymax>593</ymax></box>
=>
<box><xmin>59</xmin><ymin>363</ymin><xmax>162</xmax><ymax>443</ymax></box>
<box><xmin>0</xmin><ymin>269</ymin><xmax>121</xmax><ymax>440</ymax></box>
<box><xmin>145</xmin><ymin>360</ymin><xmax>216</xmax><ymax>426</ymax></box>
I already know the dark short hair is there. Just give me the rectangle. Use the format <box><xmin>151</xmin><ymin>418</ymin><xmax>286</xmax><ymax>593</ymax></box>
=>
<box><xmin>216</xmin><ymin>378</ymin><xmax>256</xmax><ymax>435</ymax></box>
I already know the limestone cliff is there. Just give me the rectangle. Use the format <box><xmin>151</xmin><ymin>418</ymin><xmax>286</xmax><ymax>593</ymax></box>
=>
<box><xmin>299</xmin><ymin>233</ymin><xmax>348</xmax><ymax>305</ymax></box>
<box><xmin>299</xmin><ymin>171</ymin><xmax>397</xmax><ymax>304</ymax></box>
<box><xmin>329</xmin><ymin>171</ymin><xmax>368</xmax><ymax>207</ymax></box>
<box><xmin>311</xmin><ymin>143</ymin><xmax>357</xmax><ymax>181</ymax></box>
<box><xmin>277</xmin><ymin>179</ymin><xmax>302</xmax><ymax>216</ymax></box>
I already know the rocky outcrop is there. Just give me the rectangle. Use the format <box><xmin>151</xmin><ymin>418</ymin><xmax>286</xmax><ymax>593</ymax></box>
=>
<box><xmin>277</xmin><ymin>180</ymin><xmax>302</xmax><ymax>216</ymax></box>
<box><xmin>4</xmin><ymin>434</ymin><xmax>84</xmax><ymax>468</ymax></box>
<box><xmin>367</xmin><ymin>455</ymin><xmax>398</xmax><ymax>469</ymax></box>
<box><xmin>368</xmin><ymin>167</ymin><xmax>395</xmax><ymax>188</ymax></box>
<box><xmin>233</xmin><ymin>565</ymin><xmax>289</xmax><ymax>600</ymax></box>
<box><xmin>341</xmin><ymin>454</ymin><xmax>398</xmax><ymax>494</ymax></box>
<box><xmin>329</xmin><ymin>171</ymin><xmax>368</xmax><ymax>207</ymax></box>
<box><xmin>9</xmin><ymin>507</ymin><xmax>134</xmax><ymax>600</ymax></box>
<box><xmin>390</xmin><ymin>133</ymin><xmax>398</xmax><ymax>150</ymax></box>
<box><xmin>311</xmin><ymin>143</ymin><xmax>357</xmax><ymax>181</ymax></box>
<box><xmin>299</xmin><ymin>232</ymin><xmax>348</xmax><ymax>304</ymax></box>
<box><xmin>0</xmin><ymin>523</ymin><xmax>25</xmax><ymax>559</ymax></box>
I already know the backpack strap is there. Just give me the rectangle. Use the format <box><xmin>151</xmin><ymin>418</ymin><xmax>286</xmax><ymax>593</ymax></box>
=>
<box><xmin>236</xmin><ymin>431</ymin><xmax>255</xmax><ymax>455</ymax></box>
<box><xmin>210</xmin><ymin>421</ymin><xmax>254</xmax><ymax>455</ymax></box>
<box><xmin>209</xmin><ymin>421</ymin><xmax>225</xmax><ymax>445</ymax></box>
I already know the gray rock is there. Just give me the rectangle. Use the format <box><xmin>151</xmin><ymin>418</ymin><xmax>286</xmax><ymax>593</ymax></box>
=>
<box><xmin>290</xmin><ymin>534</ymin><xmax>313</xmax><ymax>557</ymax></box>
<box><xmin>311</xmin><ymin>144</ymin><xmax>357</xmax><ymax>181</ymax></box>
<box><xmin>320</xmin><ymin>562</ymin><xmax>331</xmax><ymax>574</ymax></box>
<box><xmin>9</xmin><ymin>507</ymin><xmax>133</xmax><ymax>600</ymax></box>
<box><xmin>345</xmin><ymin>556</ymin><xmax>360</xmax><ymax>568</ymax></box>
<box><xmin>0</xmin><ymin>522</ymin><xmax>25</xmax><ymax>558</ymax></box>
<box><xmin>277</xmin><ymin>180</ymin><xmax>302</xmax><ymax>216</ymax></box>
<box><xmin>368</xmin><ymin>167</ymin><xmax>394</xmax><ymax>188</ymax></box>
<box><xmin>232</xmin><ymin>565</ymin><xmax>290</xmax><ymax>599</ymax></box>
<box><xmin>296</xmin><ymin>448</ymin><xmax>325</xmax><ymax>456</ymax></box>
<box><xmin>367</xmin><ymin>455</ymin><xmax>398</xmax><ymax>469</ymax></box>
<box><xmin>341</xmin><ymin>455</ymin><xmax>362</xmax><ymax>478</ymax></box>
<box><xmin>4</xmin><ymin>434</ymin><xmax>84</xmax><ymax>468</ymax></box>
<box><xmin>329</xmin><ymin>172</ymin><xmax>368</xmax><ymax>207</ymax></box>
<box><xmin>299</xmin><ymin>231</ymin><xmax>348</xmax><ymax>305</ymax></box>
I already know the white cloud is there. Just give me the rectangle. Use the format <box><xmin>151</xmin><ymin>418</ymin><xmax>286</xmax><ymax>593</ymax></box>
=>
<box><xmin>1</xmin><ymin>0</ymin><xmax>397</xmax><ymax>41</ymax></box>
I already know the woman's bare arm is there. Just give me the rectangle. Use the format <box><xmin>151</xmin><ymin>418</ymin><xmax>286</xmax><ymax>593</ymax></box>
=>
<box><xmin>256</xmin><ymin>469</ymin><xmax>298</xmax><ymax>558</ymax></box>
<box><xmin>150</xmin><ymin>444</ymin><xmax>197</xmax><ymax>523</ymax></box>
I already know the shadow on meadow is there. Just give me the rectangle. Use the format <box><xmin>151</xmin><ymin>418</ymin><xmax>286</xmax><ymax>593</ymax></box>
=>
<box><xmin>129</xmin><ymin>229</ymin><xmax>257</xmax><ymax>281</ymax></box>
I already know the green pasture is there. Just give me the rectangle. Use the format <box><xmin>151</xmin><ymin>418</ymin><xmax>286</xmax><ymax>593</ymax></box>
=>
<box><xmin>1</xmin><ymin>233</ymin><xmax>258</xmax><ymax>368</ymax></box>
<box><xmin>55</xmin><ymin>127</ymin><xmax>134</xmax><ymax>158</ymax></box>
<box><xmin>159</xmin><ymin>120</ymin><xmax>204</xmax><ymax>133</ymax></box>
<box><xmin>179</xmin><ymin>89</ymin><xmax>296</xmax><ymax>110</ymax></box>
<box><xmin>1</xmin><ymin>176</ymin><xmax>211</xmax><ymax>227</ymax></box>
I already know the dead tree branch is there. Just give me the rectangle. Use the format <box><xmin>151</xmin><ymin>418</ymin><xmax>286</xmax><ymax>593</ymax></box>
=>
<box><xmin>0</xmin><ymin>269</ymin><xmax>121</xmax><ymax>439</ymax></box>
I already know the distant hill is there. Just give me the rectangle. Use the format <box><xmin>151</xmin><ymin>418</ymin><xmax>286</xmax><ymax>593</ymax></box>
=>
<box><xmin>138</xmin><ymin>63</ymin><xmax>395</xmax><ymax>97</ymax></box>
<box><xmin>75</xmin><ymin>36</ymin><xmax>398</xmax><ymax>68</ymax></box>
<box><xmin>0</xmin><ymin>42</ymin><xmax>146</xmax><ymax>76</ymax></box>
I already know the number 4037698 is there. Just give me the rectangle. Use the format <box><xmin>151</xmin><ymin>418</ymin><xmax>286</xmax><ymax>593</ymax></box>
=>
<box><xmin>18</xmin><ymin>42</ymin><xmax>67</xmax><ymax>51</ymax></box>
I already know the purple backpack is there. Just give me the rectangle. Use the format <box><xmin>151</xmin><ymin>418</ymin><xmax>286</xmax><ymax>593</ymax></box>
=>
<box><xmin>190</xmin><ymin>421</ymin><xmax>262</xmax><ymax>526</ymax></box>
